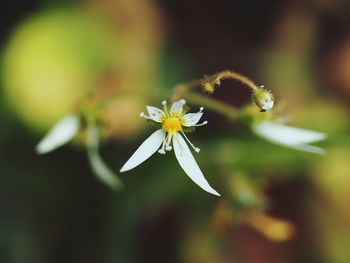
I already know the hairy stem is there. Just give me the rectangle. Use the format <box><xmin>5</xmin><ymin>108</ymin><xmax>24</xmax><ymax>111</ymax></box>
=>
<box><xmin>172</xmin><ymin>70</ymin><xmax>260</xmax><ymax>101</ymax></box>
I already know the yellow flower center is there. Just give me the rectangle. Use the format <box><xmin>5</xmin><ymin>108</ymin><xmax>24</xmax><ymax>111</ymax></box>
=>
<box><xmin>162</xmin><ymin>117</ymin><xmax>182</xmax><ymax>132</ymax></box>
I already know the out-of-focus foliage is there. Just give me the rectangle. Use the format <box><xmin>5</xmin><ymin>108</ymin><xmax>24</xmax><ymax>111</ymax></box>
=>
<box><xmin>2</xmin><ymin>1</ymin><xmax>164</xmax><ymax>139</ymax></box>
<box><xmin>3</xmin><ymin>9</ymin><xmax>116</xmax><ymax>132</ymax></box>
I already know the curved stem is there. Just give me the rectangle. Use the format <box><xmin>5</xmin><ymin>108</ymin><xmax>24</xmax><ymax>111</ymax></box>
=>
<box><xmin>213</xmin><ymin>70</ymin><xmax>259</xmax><ymax>91</ymax></box>
<box><xmin>172</xmin><ymin>70</ymin><xmax>260</xmax><ymax>101</ymax></box>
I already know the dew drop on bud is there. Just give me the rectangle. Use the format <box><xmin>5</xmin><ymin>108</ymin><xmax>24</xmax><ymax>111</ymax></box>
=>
<box><xmin>253</xmin><ymin>88</ymin><xmax>274</xmax><ymax>111</ymax></box>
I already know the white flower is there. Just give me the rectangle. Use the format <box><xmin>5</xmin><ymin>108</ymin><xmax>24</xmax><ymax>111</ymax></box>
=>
<box><xmin>120</xmin><ymin>99</ymin><xmax>220</xmax><ymax>196</ymax></box>
<box><xmin>36</xmin><ymin>113</ymin><xmax>122</xmax><ymax>190</ymax></box>
<box><xmin>254</xmin><ymin>121</ymin><xmax>327</xmax><ymax>154</ymax></box>
<box><xmin>36</xmin><ymin>114</ymin><xmax>80</xmax><ymax>154</ymax></box>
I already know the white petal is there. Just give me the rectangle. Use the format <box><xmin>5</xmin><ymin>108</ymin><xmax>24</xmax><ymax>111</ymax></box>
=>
<box><xmin>146</xmin><ymin>106</ymin><xmax>166</xmax><ymax>122</ymax></box>
<box><xmin>182</xmin><ymin>112</ymin><xmax>203</xmax><ymax>127</ymax></box>
<box><xmin>254</xmin><ymin>121</ymin><xmax>326</xmax><ymax>154</ymax></box>
<box><xmin>255</xmin><ymin>121</ymin><xmax>326</xmax><ymax>144</ymax></box>
<box><xmin>36</xmin><ymin>114</ymin><xmax>80</xmax><ymax>154</ymax></box>
<box><xmin>120</xmin><ymin>129</ymin><xmax>165</xmax><ymax>172</ymax></box>
<box><xmin>291</xmin><ymin>144</ymin><xmax>326</xmax><ymax>155</ymax></box>
<box><xmin>170</xmin><ymin>99</ymin><xmax>186</xmax><ymax>116</ymax></box>
<box><xmin>173</xmin><ymin>134</ymin><xmax>220</xmax><ymax>196</ymax></box>
<box><xmin>87</xmin><ymin>126</ymin><xmax>123</xmax><ymax>190</ymax></box>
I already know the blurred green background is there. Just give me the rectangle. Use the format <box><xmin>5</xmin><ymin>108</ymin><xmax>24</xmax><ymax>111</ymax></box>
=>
<box><xmin>0</xmin><ymin>0</ymin><xmax>350</xmax><ymax>262</ymax></box>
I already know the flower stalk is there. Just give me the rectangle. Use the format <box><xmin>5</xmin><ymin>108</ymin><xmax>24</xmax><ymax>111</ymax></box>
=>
<box><xmin>172</xmin><ymin>70</ymin><xmax>259</xmax><ymax>101</ymax></box>
<box><xmin>171</xmin><ymin>70</ymin><xmax>271</xmax><ymax>114</ymax></box>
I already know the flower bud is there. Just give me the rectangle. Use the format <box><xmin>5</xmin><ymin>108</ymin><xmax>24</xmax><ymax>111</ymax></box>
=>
<box><xmin>253</xmin><ymin>87</ymin><xmax>274</xmax><ymax>111</ymax></box>
<box><xmin>201</xmin><ymin>82</ymin><xmax>215</xmax><ymax>94</ymax></box>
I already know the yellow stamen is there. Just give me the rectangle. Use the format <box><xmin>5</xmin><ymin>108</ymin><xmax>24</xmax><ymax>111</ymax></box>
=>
<box><xmin>162</xmin><ymin>117</ymin><xmax>182</xmax><ymax>132</ymax></box>
<box><xmin>171</xmin><ymin>111</ymin><xmax>180</xmax><ymax>117</ymax></box>
<box><xmin>160</xmin><ymin>115</ymin><xmax>166</xmax><ymax>122</ymax></box>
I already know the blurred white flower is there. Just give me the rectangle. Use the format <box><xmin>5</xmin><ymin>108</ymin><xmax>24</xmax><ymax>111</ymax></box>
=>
<box><xmin>254</xmin><ymin>121</ymin><xmax>327</xmax><ymax>154</ymax></box>
<box><xmin>36</xmin><ymin>113</ymin><xmax>122</xmax><ymax>190</ymax></box>
<box><xmin>120</xmin><ymin>99</ymin><xmax>220</xmax><ymax>196</ymax></box>
<box><xmin>36</xmin><ymin>114</ymin><xmax>80</xmax><ymax>154</ymax></box>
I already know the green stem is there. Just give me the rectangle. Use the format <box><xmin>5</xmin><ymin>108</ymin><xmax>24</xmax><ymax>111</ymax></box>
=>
<box><xmin>214</xmin><ymin>70</ymin><xmax>259</xmax><ymax>90</ymax></box>
<box><xmin>184</xmin><ymin>92</ymin><xmax>240</xmax><ymax>120</ymax></box>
